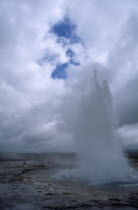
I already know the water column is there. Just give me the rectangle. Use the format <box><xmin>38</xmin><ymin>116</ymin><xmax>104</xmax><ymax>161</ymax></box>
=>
<box><xmin>74</xmin><ymin>70</ymin><xmax>131</xmax><ymax>184</ymax></box>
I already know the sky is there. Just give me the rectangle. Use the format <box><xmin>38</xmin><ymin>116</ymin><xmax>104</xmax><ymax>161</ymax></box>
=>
<box><xmin>0</xmin><ymin>0</ymin><xmax>138</xmax><ymax>152</ymax></box>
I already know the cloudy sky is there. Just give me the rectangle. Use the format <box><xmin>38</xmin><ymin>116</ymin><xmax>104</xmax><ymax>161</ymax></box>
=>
<box><xmin>0</xmin><ymin>0</ymin><xmax>138</xmax><ymax>152</ymax></box>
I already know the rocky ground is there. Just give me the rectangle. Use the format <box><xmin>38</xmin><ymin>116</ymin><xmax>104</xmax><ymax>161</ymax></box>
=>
<box><xmin>0</xmin><ymin>153</ymin><xmax>138</xmax><ymax>209</ymax></box>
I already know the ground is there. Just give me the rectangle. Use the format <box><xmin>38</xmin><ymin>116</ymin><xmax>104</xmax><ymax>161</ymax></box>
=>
<box><xmin>0</xmin><ymin>152</ymin><xmax>138</xmax><ymax>209</ymax></box>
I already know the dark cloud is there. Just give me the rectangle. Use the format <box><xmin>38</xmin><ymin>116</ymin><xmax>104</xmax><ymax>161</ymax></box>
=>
<box><xmin>107</xmin><ymin>14</ymin><xmax>138</xmax><ymax>127</ymax></box>
<box><xmin>115</xmin><ymin>75</ymin><xmax>138</xmax><ymax>125</ymax></box>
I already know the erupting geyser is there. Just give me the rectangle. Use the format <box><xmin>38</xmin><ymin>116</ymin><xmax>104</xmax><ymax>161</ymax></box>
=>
<box><xmin>56</xmin><ymin>68</ymin><xmax>136</xmax><ymax>185</ymax></box>
<box><xmin>74</xmin><ymin>70</ymin><xmax>131</xmax><ymax>184</ymax></box>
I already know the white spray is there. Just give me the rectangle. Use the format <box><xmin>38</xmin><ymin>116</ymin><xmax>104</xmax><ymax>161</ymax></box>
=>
<box><xmin>56</xmin><ymin>68</ymin><xmax>136</xmax><ymax>185</ymax></box>
<box><xmin>73</xmin><ymin>70</ymin><xmax>131</xmax><ymax>184</ymax></box>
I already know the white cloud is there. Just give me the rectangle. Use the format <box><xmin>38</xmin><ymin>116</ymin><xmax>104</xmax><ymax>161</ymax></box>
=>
<box><xmin>118</xmin><ymin>124</ymin><xmax>138</xmax><ymax>148</ymax></box>
<box><xmin>0</xmin><ymin>0</ymin><xmax>68</xmax><ymax>152</ymax></box>
<box><xmin>65</xmin><ymin>0</ymin><xmax>138</xmax><ymax>63</ymax></box>
<box><xmin>0</xmin><ymin>0</ymin><xmax>138</xmax><ymax>152</ymax></box>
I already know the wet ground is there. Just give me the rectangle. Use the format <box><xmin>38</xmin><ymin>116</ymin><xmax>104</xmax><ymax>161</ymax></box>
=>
<box><xmin>0</xmin><ymin>152</ymin><xmax>138</xmax><ymax>209</ymax></box>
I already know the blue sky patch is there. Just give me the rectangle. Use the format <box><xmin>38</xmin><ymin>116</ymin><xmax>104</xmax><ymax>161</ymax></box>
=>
<box><xmin>51</xmin><ymin>63</ymin><xmax>68</xmax><ymax>79</ymax></box>
<box><xmin>50</xmin><ymin>16</ymin><xmax>82</xmax><ymax>44</ymax></box>
<box><xmin>51</xmin><ymin>48</ymin><xmax>80</xmax><ymax>79</ymax></box>
<box><xmin>49</xmin><ymin>16</ymin><xmax>82</xmax><ymax>79</ymax></box>
<box><xmin>51</xmin><ymin>17</ymin><xmax>75</xmax><ymax>39</ymax></box>
<box><xmin>66</xmin><ymin>49</ymin><xmax>80</xmax><ymax>66</ymax></box>
<box><xmin>66</xmin><ymin>48</ymin><xmax>75</xmax><ymax>57</ymax></box>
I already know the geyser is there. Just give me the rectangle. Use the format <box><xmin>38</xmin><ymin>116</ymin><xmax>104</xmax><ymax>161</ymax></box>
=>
<box><xmin>56</xmin><ymin>68</ymin><xmax>136</xmax><ymax>185</ymax></box>
<box><xmin>73</xmin><ymin>70</ymin><xmax>132</xmax><ymax>184</ymax></box>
